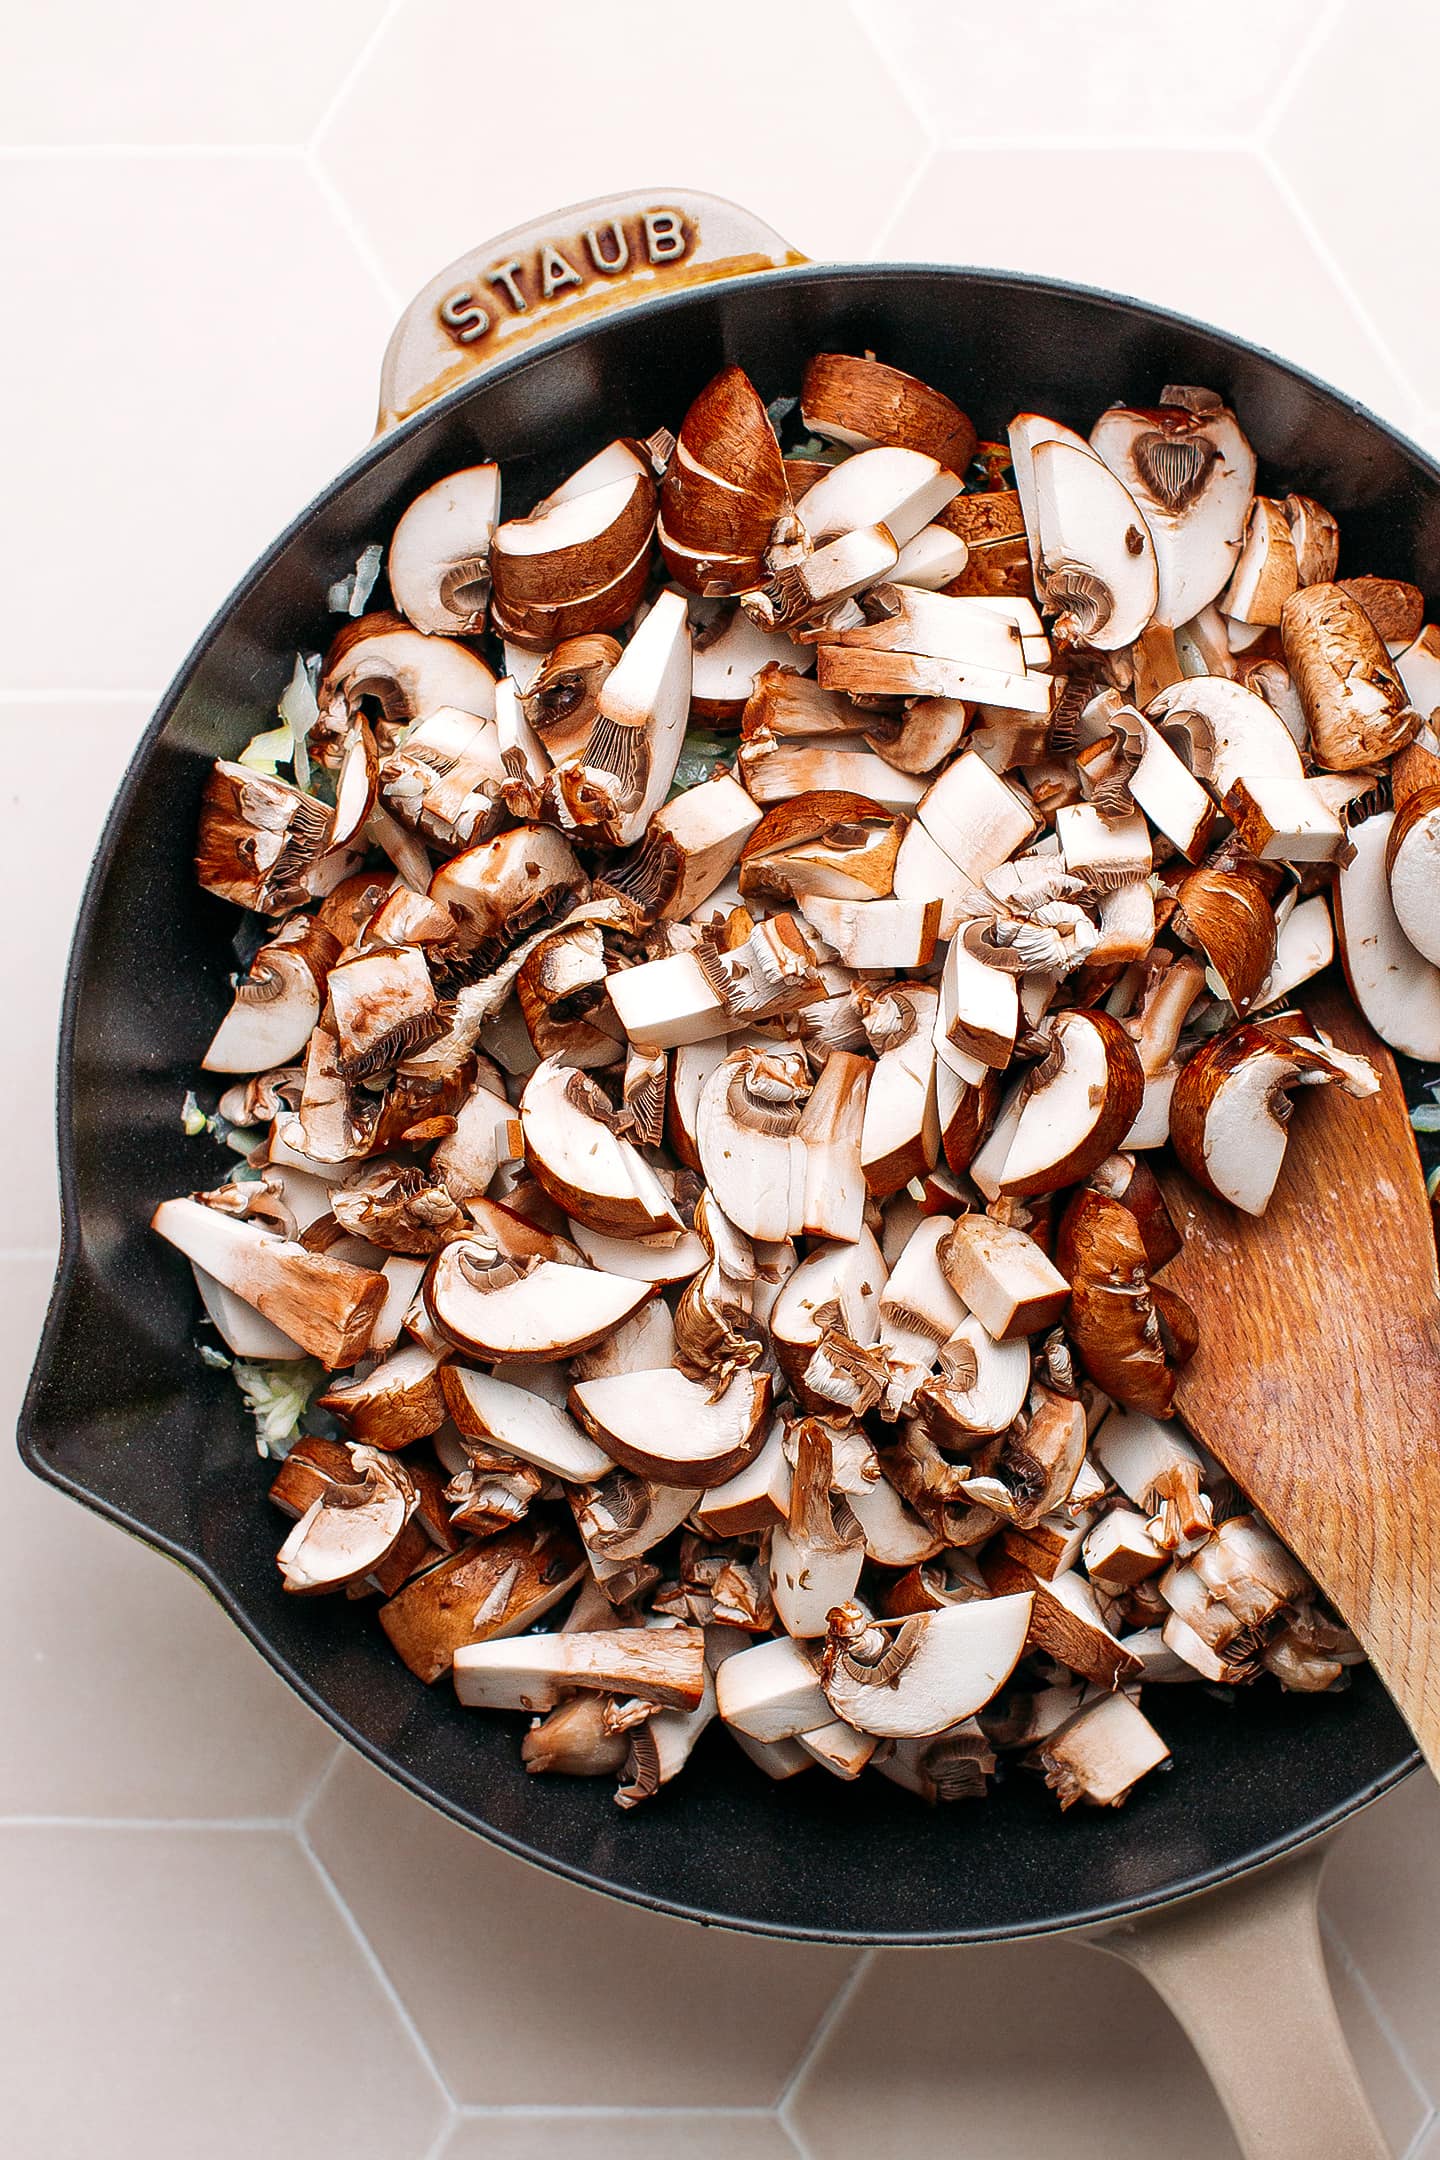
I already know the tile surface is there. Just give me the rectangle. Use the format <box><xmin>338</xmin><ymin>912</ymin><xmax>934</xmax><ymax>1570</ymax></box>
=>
<box><xmin>316</xmin><ymin>0</ymin><xmax>919</xmax><ymax>294</ymax></box>
<box><xmin>2</xmin><ymin>1255</ymin><xmax>336</xmax><ymax>1819</ymax></box>
<box><xmin>0</xmin><ymin>1825</ymin><xmax>448</xmax><ymax>2160</ymax></box>
<box><xmin>306</xmin><ymin>1752</ymin><xmax>854</xmax><ymax>2109</ymax></box>
<box><xmin>7</xmin><ymin>4</ymin><xmax>1440</xmax><ymax>2154</ymax></box>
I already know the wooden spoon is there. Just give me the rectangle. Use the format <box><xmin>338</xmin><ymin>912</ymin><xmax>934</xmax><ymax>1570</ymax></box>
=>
<box><xmin>1155</xmin><ymin>975</ymin><xmax>1440</xmax><ymax>1776</ymax></box>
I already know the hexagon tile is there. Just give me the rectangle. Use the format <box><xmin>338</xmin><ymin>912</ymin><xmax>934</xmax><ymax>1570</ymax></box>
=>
<box><xmin>9</xmin><ymin>1</ymin><xmax>1440</xmax><ymax>2156</ymax></box>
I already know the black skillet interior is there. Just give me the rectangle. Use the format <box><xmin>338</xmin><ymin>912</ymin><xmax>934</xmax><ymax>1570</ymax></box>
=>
<box><xmin>19</xmin><ymin>265</ymin><xmax>1430</xmax><ymax>1944</ymax></box>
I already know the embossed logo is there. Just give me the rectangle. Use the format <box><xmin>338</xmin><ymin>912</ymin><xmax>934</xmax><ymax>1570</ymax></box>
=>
<box><xmin>436</xmin><ymin>208</ymin><xmax>695</xmax><ymax>348</ymax></box>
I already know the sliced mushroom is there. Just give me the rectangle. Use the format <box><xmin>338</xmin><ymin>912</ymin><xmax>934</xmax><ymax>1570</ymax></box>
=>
<box><xmin>490</xmin><ymin>468</ymin><xmax>655</xmax><ymax>619</ymax></box>
<box><xmin>1056</xmin><ymin>1185</ymin><xmax>1195</xmax><ymax>1417</ymax></box>
<box><xmin>859</xmin><ymin>984</ymin><xmax>942</xmax><ymax>1199</ymax></box>
<box><xmin>916</xmin><ymin>1313</ymin><xmax>1031</xmax><ymax>1439</ymax></box>
<box><xmin>570</xmin><ymin>1297</ymin><xmax>677</xmax><ymax>1384</ymax></box>
<box><xmin>1219</xmin><ymin>496</ymin><xmax>1297</xmax><ymax>627</ymax></box>
<box><xmin>569</xmin><ymin>1367</ymin><xmax>771</xmax><ymax>1488</ymax></box>
<box><xmin>442</xmin><ymin>1364</ymin><xmax>613</xmax><ymax>1481</ymax></box>
<box><xmin>819</xmin><ymin>1595</ymin><xmax>1034</xmax><ymax>1737</ymax></box>
<box><xmin>695</xmin><ymin>1419</ymin><xmax>793</xmax><ymax>1538</ymax></box>
<box><xmin>428</xmin><ymin>823</ymin><xmax>587</xmax><ymax>966</ymax></box>
<box><xmin>993</xmin><ymin>1010</ymin><xmax>1144</xmax><ymax>1198</ymax></box>
<box><xmin>1170</xmin><ymin>1014</ymin><xmax>1378</xmax><ymax>1216</ymax></box>
<box><xmin>1283</xmin><ymin>493</ymin><xmax>1340</xmax><ymax>586</ymax></box>
<box><xmin>1033</xmin><ymin>1690</ymin><xmax>1170</xmax><ymax>1808</ymax></box>
<box><xmin>545</xmin><ymin>588</ymin><xmax>692</xmax><ymax>847</ymax></box>
<box><xmin>389</xmin><ymin>464</ymin><xmax>501</xmax><ymax>636</ymax></box>
<box><xmin>521</xmin><ymin>1694</ymin><xmax>631</xmax><ymax>1778</ymax></box>
<box><xmin>798</xmin><ymin>892</ymin><xmax>940</xmax><ymax>970</ymax></box>
<box><xmin>1171</xmin><ymin>857</ymin><xmax>1280</xmax><ymax>1014</ymax></box>
<box><xmin>602</xmin><ymin>773</ymin><xmax>762</xmax><ymax>920</ymax></box>
<box><xmin>317</xmin><ymin>1342</ymin><xmax>447</xmax><ymax>1445</ymax></box>
<box><xmin>519</xmin><ymin>1058</ymin><xmax>681</xmax><ymax>1239</ymax></box>
<box><xmin>738</xmin><ymin>792</ymin><xmax>902</xmax><ymax>904</ymax></box>
<box><xmin>658</xmin><ymin>366</ymin><xmax>793</xmax><ymax>595</ymax></box>
<box><xmin>278</xmin><ymin>1445</ymin><xmax>418</xmax><ymax>1594</ymax></box>
<box><xmin>195</xmin><ymin>762</ymin><xmax>335</xmax><ymax>916</ymax></box>
<box><xmin>378</xmin><ymin>1516</ymin><xmax>584</xmax><ymax>1683</ymax></box>
<box><xmin>714</xmin><ymin>1633</ymin><xmax>831</xmax><ymax>1742</ymax></box>
<box><xmin>202</xmin><ymin>914</ymin><xmax>340</xmax><ymax>1075</ymax></box>
<box><xmin>737</xmin><ymin>730</ymin><xmax>927</xmax><ymax>812</ymax></box>
<box><xmin>939</xmin><ymin>1213</ymin><xmax>1069</xmax><ymax>1341</ymax></box>
<box><xmin>1335</xmin><ymin>809</ymin><xmax>1440</xmax><ymax>1058</ymax></box>
<box><xmin>1025</xmin><ymin>436</ymin><xmax>1158</xmax><ymax>650</ymax></box>
<box><xmin>424</xmin><ymin>1239</ymin><xmax>651</xmax><ymax>1361</ymax></box>
<box><xmin>1384</xmin><ymin>768</ymin><xmax>1440</xmax><ymax>965</ymax></box>
<box><xmin>1089</xmin><ymin>393</ymin><xmax>1256</xmax><ymax>626</ymax></box>
<box><xmin>769</xmin><ymin>1229</ymin><xmax>887</xmax><ymax>1394</ymax></box>
<box><xmin>690</xmin><ymin>605</ymin><xmax>812</xmax><ymax>724</ymax></box>
<box><xmin>152</xmin><ymin>1196</ymin><xmax>382</xmax><ymax>1368</ymax></box>
<box><xmin>769</xmin><ymin>1421</ymin><xmax>867</xmax><ymax>1636</ymax></box>
<box><xmin>1281</xmin><ymin>582</ymin><xmax>1418</xmax><ymax>771</ymax></box>
<box><xmin>800</xmin><ymin>353</ymin><xmax>976</xmax><ymax>468</ymax></box>
<box><xmin>453</xmin><ymin>1625</ymin><xmax>707</xmax><ymax>1713</ymax></box>
<box><xmin>321</xmin><ymin>612</ymin><xmax>497</xmax><ymax>730</ymax></box>
<box><xmin>1159</xmin><ymin>1514</ymin><xmax>1310</xmax><ymax>1676</ymax></box>
<box><xmin>1092</xmin><ymin>1410</ymin><xmax>1215</xmax><ymax>1556</ymax></box>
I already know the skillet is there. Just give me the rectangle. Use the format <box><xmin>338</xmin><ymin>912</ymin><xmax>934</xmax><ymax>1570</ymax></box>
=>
<box><xmin>18</xmin><ymin>189</ymin><xmax>1431</xmax><ymax>2156</ymax></box>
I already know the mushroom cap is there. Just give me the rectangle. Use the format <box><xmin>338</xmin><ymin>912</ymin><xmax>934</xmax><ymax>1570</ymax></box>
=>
<box><xmin>998</xmin><ymin>1011</ymin><xmax>1144</xmax><ymax>1198</ymax></box>
<box><xmin>424</xmin><ymin>1245</ymin><xmax>652</xmax><ymax>1361</ymax></box>
<box><xmin>568</xmin><ymin>1366</ymin><xmax>772</xmax><ymax>1488</ymax></box>
<box><xmin>389</xmin><ymin>463</ymin><xmax>501</xmax><ymax>637</ymax></box>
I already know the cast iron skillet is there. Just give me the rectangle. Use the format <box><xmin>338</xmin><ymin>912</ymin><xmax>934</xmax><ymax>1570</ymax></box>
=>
<box><xmin>18</xmin><ymin>195</ymin><xmax>1428</xmax><ymax>1959</ymax></box>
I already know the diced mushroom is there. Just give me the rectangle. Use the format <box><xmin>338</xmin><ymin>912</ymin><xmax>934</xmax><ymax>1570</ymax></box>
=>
<box><xmin>454</xmin><ymin>1626</ymin><xmax>707</xmax><ymax>1713</ymax></box>
<box><xmin>1033</xmin><ymin>1690</ymin><xmax>1170</xmax><ymax>1808</ymax></box>
<box><xmin>153</xmin><ymin>1197</ymin><xmax>382</xmax><ymax>1368</ymax></box>
<box><xmin>389</xmin><ymin>463</ymin><xmax>501</xmax><ymax>636</ymax></box>
<box><xmin>1089</xmin><ymin>392</ymin><xmax>1256</xmax><ymax>627</ymax></box>
<box><xmin>1170</xmin><ymin>1013</ymin><xmax>1378</xmax><ymax>1216</ymax></box>
<box><xmin>378</xmin><ymin>1516</ymin><xmax>584</xmax><ymax>1683</ymax></box>
<box><xmin>819</xmin><ymin>1595</ymin><xmax>1034</xmax><ymax>1737</ymax></box>
<box><xmin>277</xmin><ymin>1445</ymin><xmax>418</xmax><ymax>1594</ymax></box>
<box><xmin>569</xmin><ymin>1367</ymin><xmax>771</xmax><ymax>1488</ymax></box>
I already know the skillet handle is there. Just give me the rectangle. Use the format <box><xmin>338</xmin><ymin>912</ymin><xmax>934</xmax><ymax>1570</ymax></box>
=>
<box><xmin>374</xmin><ymin>189</ymin><xmax>807</xmax><ymax>435</ymax></box>
<box><xmin>1082</xmin><ymin>1840</ymin><xmax>1388</xmax><ymax>2160</ymax></box>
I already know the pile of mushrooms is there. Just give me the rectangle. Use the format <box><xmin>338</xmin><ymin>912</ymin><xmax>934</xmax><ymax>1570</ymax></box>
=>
<box><xmin>162</xmin><ymin>347</ymin><xmax>1440</xmax><ymax>1815</ymax></box>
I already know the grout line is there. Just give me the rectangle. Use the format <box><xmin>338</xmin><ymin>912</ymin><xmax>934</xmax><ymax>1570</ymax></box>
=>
<box><xmin>1322</xmin><ymin>1911</ymin><xmax>1436</xmax><ymax>2123</ymax></box>
<box><xmin>871</xmin><ymin>130</ymin><xmax>1257</xmax><ymax>155</ymax></box>
<box><xmin>295</xmin><ymin>1741</ymin><xmax>349</xmax><ymax>1831</ymax></box>
<box><xmin>775</xmin><ymin>1946</ymin><xmax>877</xmax><ymax>2153</ymax></box>
<box><xmin>450</xmin><ymin>2104</ymin><xmax>783</xmax><ymax>2121</ymax></box>
<box><xmin>866</xmin><ymin>152</ymin><xmax>934</xmax><ymax>261</ymax></box>
<box><xmin>0</xmin><ymin>1814</ymin><xmax>295</xmax><ymax>1830</ymax></box>
<box><xmin>845</xmin><ymin>0</ymin><xmax>940</xmax><ymax>147</ymax></box>
<box><xmin>295</xmin><ymin>1814</ymin><xmax>458</xmax><ymax>2126</ymax></box>
<box><xmin>307</xmin><ymin>0</ymin><xmax>412</xmax><ymax>152</ymax></box>
<box><xmin>1258</xmin><ymin>0</ymin><xmax>1348</xmax><ymax>138</ymax></box>
<box><xmin>1257</xmin><ymin>143</ymin><xmax>1425</xmax><ymax>411</ymax></box>
<box><xmin>306</xmin><ymin>148</ymin><xmax>406</xmax><ymax>319</ymax></box>
<box><xmin>1403</xmin><ymin>2107</ymin><xmax>1438</xmax><ymax>2160</ymax></box>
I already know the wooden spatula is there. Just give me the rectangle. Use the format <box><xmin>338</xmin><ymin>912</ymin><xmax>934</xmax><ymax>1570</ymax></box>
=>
<box><xmin>1155</xmin><ymin>976</ymin><xmax>1440</xmax><ymax>1777</ymax></box>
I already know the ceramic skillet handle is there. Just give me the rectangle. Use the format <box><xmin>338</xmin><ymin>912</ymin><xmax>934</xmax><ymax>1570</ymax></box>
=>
<box><xmin>374</xmin><ymin>188</ymin><xmax>807</xmax><ymax>434</ymax></box>
<box><xmin>1084</xmin><ymin>1839</ymin><xmax>1389</xmax><ymax>2160</ymax></box>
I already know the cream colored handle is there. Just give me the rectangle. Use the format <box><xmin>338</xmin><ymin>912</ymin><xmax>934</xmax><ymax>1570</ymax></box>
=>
<box><xmin>1084</xmin><ymin>1841</ymin><xmax>1388</xmax><ymax>2160</ymax></box>
<box><xmin>374</xmin><ymin>188</ymin><xmax>806</xmax><ymax>434</ymax></box>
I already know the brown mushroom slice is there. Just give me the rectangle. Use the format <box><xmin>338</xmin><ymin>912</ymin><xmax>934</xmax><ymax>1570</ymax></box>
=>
<box><xmin>429</xmin><ymin>1080</ymin><xmax>521</xmax><ymax>1205</ymax></box>
<box><xmin>1034</xmin><ymin>1691</ymin><xmax>1170</xmax><ymax>1808</ymax></box>
<box><xmin>736</xmin><ymin>732</ymin><xmax>927</xmax><ymax>813</ymax></box>
<box><xmin>389</xmin><ymin>464</ymin><xmax>501</xmax><ymax>637</ymax></box>
<box><xmin>195</xmin><ymin>761</ymin><xmax>335</xmax><ymax>916</ymax></box>
<box><xmin>569</xmin><ymin>1218</ymin><xmax>707</xmax><ymax>1285</ymax></box>
<box><xmin>549</xmin><ymin>589</ymin><xmax>692</xmax><ymax>849</ymax></box>
<box><xmin>1394</xmin><ymin>622</ymin><xmax>1440</xmax><ymax>730</ymax></box>
<box><xmin>1172</xmin><ymin>858</ymin><xmax>1280</xmax><ymax>1014</ymax></box>
<box><xmin>692</xmin><ymin>1045</ymin><xmax>809</xmax><ymax>1243</ymax></box>
<box><xmin>191</xmin><ymin>1263</ymin><xmax>309</xmax><ymax>1360</ymax></box>
<box><xmin>202</xmin><ymin>916</ymin><xmax>338</xmax><ymax>1073</ymax></box>
<box><xmin>738</xmin><ymin>792</ymin><xmax>902</xmax><ymax>905</ymax></box>
<box><xmin>906</xmin><ymin>749</ymin><xmax>1042</xmax><ymax>885</ymax></box>
<box><xmin>920</xmin><ymin>1314</ymin><xmax>1031</xmax><ymax>1437</ymax></box>
<box><xmin>659</xmin><ymin>365</ymin><xmax>792</xmax><ymax>593</ymax></box>
<box><xmin>1159</xmin><ymin>1515</ymin><xmax>1310</xmax><ymax>1677</ymax></box>
<box><xmin>820</xmin><ymin>1595</ymin><xmax>1034</xmax><ymax>1738</ymax></box>
<box><xmin>981</xmin><ymin>1552</ymin><xmax>1144</xmax><ymax>1689</ymax></box>
<box><xmin>1092</xmin><ymin>1410</ymin><xmax>1214</xmax><ymax>1557</ymax></box>
<box><xmin>571</xmin><ymin>1297</ymin><xmax>677</xmax><ymax>1384</ymax></box>
<box><xmin>1056</xmin><ymin>1186</ymin><xmax>1194</xmax><ymax>1418</ymax></box>
<box><xmin>798</xmin><ymin>892</ymin><xmax>940</xmax><ymax>970</ymax></box>
<box><xmin>995</xmin><ymin>1011</ymin><xmax>1143</xmax><ymax>1198</ymax></box>
<box><xmin>1089</xmin><ymin>706</ymin><xmax>1216</xmax><ymax>861</ymax></box>
<box><xmin>616</xmin><ymin>1660</ymin><xmax>722</xmax><ymax>1808</ymax></box>
<box><xmin>714</xmin><ymin>1633</ymin><xmax>831</xmax><ymax>1742</ymax></box>
<box><xmin>425</xmin><ymin>1242</ymin><xmax>651</xmax><ymax>1361</ymax></box>
<box><xmin>1384</xmin><ymin>783</ymin><xmax>1440</xmax><ymax>965</ymax></box>
<box><xmin>939</xmin><ymin>1214</ymin><xmax>1068</xmax><ymax>1342</ymax></box>
<box><xmin>152</xmin><ymin>1197</ymin><xmax>382</xmax><ymax>1368</ymax></box>
<box><xmin>571</xmin><ymin>1473</ymin><xmax>699</xmax><ymax>1568</ymax></box>
<box><xmin>1255</xmin><ymin>892</ymin><xmax>1333</xmax><ymax>1009</ymax></box>
<box><xmin>767</xmin><ymin>1421</ymin><xmax>867</xmax><ymax>1638</ymax></box>
<box><xmin>378</xmin><ymin>1516</ymin><xmax>584</xmax><ymax>1684</ymax></box>
<box><xmin>1089</xmin><ymin>394</ymin><xmax>1256</xmax><ymax>626</ymax></box>
<box><xmin>519</xmin><ymin>1058</ymin><xmax>681</xmax><ymax>1238</ymax></box>
<box><xmin>938</xmin><ymin>487</ymin><xmax>1033</xmax><ymax>599</ymax></box>
<box><xmin>769</xmin><ymin>1229</ymin><xmax>888</xmax><ymax>1393</ymax></box>
<box><xmin>1219</xmin><ymin>496</ymin><xmax>1298</xmax><ymax>627</ymax></box>
<box><xmin>742</xmin><ymin>666</ymin><xmax>861</xmax><ymax>740</ymax></box>
<box><xmin>694</xmin><ymin>1419</ymin><xmax>792</xmax><ymax>1538</ymax></box>
<box><xmin>800</xmin><ymin>353</ymin><xmax>976</xmax><ymax>469</ymax></box>
<box><xmin>890</xmin><ymin>525</ymin><xmax>971</xmax><ymax>592</ymax></box>
<box><xmin>606</xmin><ymin>951</ymin><xmax>729</xmax><ymax>1051</ymax></box>
<box><xmin>490</xmin><ymin>471</ymin><xmax>655</xmax><ymax>613</ymax></box>
<box><xmin>442</xmin><ymin>1364</ymin><xmax>613</xmax><ymax>1481</ymax></box>
<box><xmin>603</xmin><ymin>773</ymin><xmax>762</xmax><ymax>921</ymax></box>
<box><xmin>1145</xmin><ymin>672</ymin><xmax>1339</xmax><ymax>862</ymax></box>
<box><xmin>1281</xmin><ymin>582</ymin><xmax>1417</xmax><ymax>771</ymax></box>
<box><xmin>1169</xmin><ymin>1015</ymin><xmax>1378</xmax><ymax>1216</ymax></box>
<box><xmin>317</xmin><ymin>1343</ymin><xmax>448</xmax><ymax>1446</ymax></box>
<box><xmin>795</xmin><ymin>1717</ymin><xmax>880</xmax><ymax>1782</ymax></box>
<box><xmin>1025</xmin><ymin>437</ymin><xmax>1158</xmax><ymax>650</ymax></box>
<box><xmin>1335</xmin><ymin>809</ymin><xmax>1440</xmax><ymax>1058</ymax></box>
<box><xmin>859</xmin><ymin>985</ymin><xmax>942</xmax><ymax>1199</ymax></box>
<box><xmin>1283</xmin><ymin>493</ymin><xmax>1339</xmax><ymax>586</ymax></box>
<box><xmin>568</xmin><ymin>1367</ymin><xmax>771</xmax><ymax>1489</ymax></box>
<box><xmin>690</xmin><ymin>606</ymin><xmax>812</xmax><ymax>725</ymax></box>
<box><xmin>277</xmin><ymin>1445</ymin><xmax>418</xmax><ymax>1594</ymax></box>
<box><xmin>321</xmin><ymin>611</ymin><xmax>498</xmax><ymax>728</ymax></box>
<box><xmin>798</xmin><ymin>446</ymin><xmax>963</xmax><ymax>551</ymax></box>
<box><xmin>453</xmin><ymin>1625</ymin><xmax>707</xmax><ymax>1713</ymax></box>
<box><xmin>326</xmin><ymin>946</ymin><xmax>438</xmax><ymax>1080</ymax></box>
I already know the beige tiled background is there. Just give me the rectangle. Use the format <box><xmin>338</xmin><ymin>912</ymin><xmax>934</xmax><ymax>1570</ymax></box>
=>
<box><xmin>5</xmin><ymin>3</ymin><xmax>1440</xmax><ymax>2154</ymax></box>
